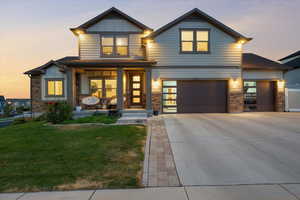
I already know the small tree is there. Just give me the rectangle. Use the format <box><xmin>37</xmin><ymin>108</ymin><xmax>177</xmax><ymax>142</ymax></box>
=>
<box><xmin>16</xmin><ymin>106</ymin><xmax>25</xmax><ymax>114</ymax></box>
<box><xmin>3</xmin><ymin>104</ymin><xmax>13</xmax><ymax>117</ymax></box>
<box><xmin>46</xmin><ymin>101</ymin><xmax>73</xmax><ymax>124</ymax></box>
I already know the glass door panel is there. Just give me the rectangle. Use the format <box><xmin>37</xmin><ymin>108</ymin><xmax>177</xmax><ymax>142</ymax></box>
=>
<box><xmin>130</xmin><ymin>73</ymin><xmax>143</xmax><ymax>106</ymax></box>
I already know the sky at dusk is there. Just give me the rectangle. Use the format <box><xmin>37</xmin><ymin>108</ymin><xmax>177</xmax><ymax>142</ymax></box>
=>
<box><xmin>0</xmin><ymin>0</ymin><xmax>299</xmax><ymax>98</ymax></box>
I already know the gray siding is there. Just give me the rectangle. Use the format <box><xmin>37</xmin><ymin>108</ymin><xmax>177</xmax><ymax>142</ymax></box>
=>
<box><xmin>79</xmin><ymin>34</ymin><xmax>100</xmax><ymax>60</ymax></box>
<box><xmin>243</xmin><ymin>70</ymin><xmax>283</xmax><ymax>80</ymax></box>
<box><xmin>152</xmin><ymin>68</ymin><xmax>241</xmax><ymax>80</ymax></box>
<box><xmin>148</xmin><ymin>20</ymin><xmax>242</xmax><ymax>66</ymax></box>
<box><xmin>284</xmin><ymin>68</ymin><xmax>300</xmax><ymax>88</ymax></box>
<box><xmin>79</xmin><ymin>33</ymin><xmax>144</xmax><ymax>59</ymax></box>
<box><xmin>79</xmin><ymin>17</ymin><xmax>145</xmax><ymax>60</ymax></box>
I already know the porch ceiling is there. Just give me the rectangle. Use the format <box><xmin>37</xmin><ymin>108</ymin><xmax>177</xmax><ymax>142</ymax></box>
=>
<box><xmin>61</xmin><ymin>59</ymin><xmax>157</xmax><ymax>68</ymax></box>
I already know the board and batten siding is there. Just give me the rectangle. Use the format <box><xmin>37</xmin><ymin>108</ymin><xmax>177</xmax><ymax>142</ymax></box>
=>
<box><xmin>152</xmin><ymin>68</ymin><xmax>241</xmax><ymax>80</ymax></box>
<box><xmin>86</xmin><ymin>18</ymin><xmax>142</xmax><ymax>32</ymax></box>
<box><xmin>147</xmin><ymin>20</ymin><xmax>242</xmax><ymax>66</ymax></box>
<box><xmin>79</xmin><ymin>18</ymin><xmax>144</xmax><ymax>59</ymax></box>
<box><xmin>243</xmin><ymin>70</ymin><xmax>283</xmax><ymax>80</ymax></box>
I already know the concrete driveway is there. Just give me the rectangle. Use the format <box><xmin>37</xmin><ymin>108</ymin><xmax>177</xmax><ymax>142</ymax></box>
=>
<box><xmin>164</xmin><ymin>112</ymin><xmax>300</xmax><ymax>186</ymax></box>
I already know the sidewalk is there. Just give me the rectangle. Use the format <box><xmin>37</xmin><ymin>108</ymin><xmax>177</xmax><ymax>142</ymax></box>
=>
<box><xmin>1</xmin><ymin>184</ymin><xmax>300</xmax><ymax>200</ymax></box>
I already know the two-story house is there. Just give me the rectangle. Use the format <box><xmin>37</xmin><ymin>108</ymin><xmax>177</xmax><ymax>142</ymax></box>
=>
<box><xmin>24</xmin><ymin>7</ymin><xmax>291</xmax><ymax>115</ymax></box>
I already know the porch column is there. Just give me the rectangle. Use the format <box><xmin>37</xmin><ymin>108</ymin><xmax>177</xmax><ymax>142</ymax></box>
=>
<box><xmin>66</xmin><ymin>68</ymin><xmax>75</xmax><ymax>107</ymax></box>
<box><xmin>145</xmin><ymin>68</ymin><xmax>152</xmax><ymax>114</ymax></box>
<box><xmin>117</xmin><ymin>67</ymin><xmax>124</xmax><ymax>110</ymax></box>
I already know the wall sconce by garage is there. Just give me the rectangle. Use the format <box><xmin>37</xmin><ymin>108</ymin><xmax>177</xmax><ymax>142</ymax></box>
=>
<box><xmin>277</xmin><ymin>80</ymin><xmax>285</xmax><ymax>90</ymax></box>
<box><xmin>230</xmin><ymin>78</ymin><xmax>241</xmax><ymax>89</ymax></box>
<box><xmin>152</xmin><ymin>79</ymin><xmax>160</xmax><ymax>89</ymax></box>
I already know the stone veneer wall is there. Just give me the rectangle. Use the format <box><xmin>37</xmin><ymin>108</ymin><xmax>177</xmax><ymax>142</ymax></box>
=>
<box><xmin>227</xmin><ymin>91</ymin><xmax>244</xmax><ymax>113</ymax></box>
<box><xmin>152</xmin><ymin>92</ymin><xmax>162</xmax><ymax>113</ymax></box>
<box><xmin>31</xmin><ymin>75</ymin><xmax>46</xmax><ymax>113</ymax></box>
<box><xmin>275</xmin><ymin>84</ymin><xmax>285</xmax><ymax>112</ymax></box>
<box><xmin>227</xmin><ymin>79</ymin><xmax>244</xmax><ymax>113</ymax></box>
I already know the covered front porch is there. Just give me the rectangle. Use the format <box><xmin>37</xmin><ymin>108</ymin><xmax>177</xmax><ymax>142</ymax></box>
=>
<box><xmin>64</xmin><ymin>60</ymin><xmax>155</xmax><ymax>115</ymax></box>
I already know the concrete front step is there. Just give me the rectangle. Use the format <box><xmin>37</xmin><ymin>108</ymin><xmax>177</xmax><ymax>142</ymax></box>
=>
<box><xmin>122</xmin><ymin>113</ymin><xmax>148</xmax><ymax>118</ymax></box>
<box><xmin>117</xmin><ymin>117</ymin><xmax>147</xmax><ymax>125</ymax></box>
<box><xmin>122</xmin><ymin>109</ymin><xmax>148</xmax><ymax>118</ymax></box>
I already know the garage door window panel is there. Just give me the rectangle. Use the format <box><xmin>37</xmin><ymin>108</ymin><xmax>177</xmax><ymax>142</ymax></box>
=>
<box><xmin>162</xmin><ymin>81</ymin><xmax>177</xmax><ymax>113</ymax></box>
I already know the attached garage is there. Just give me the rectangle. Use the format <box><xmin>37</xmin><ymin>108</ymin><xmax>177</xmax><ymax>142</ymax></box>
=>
<box><xmin>162</xmin><ymin>80</ymin><xmax>228</xmax><ymax>113</ymax></box>
<box><xmin>242</xmin><ymin>53</ymin><xmax>293</xmax><ymax>112</ymax></box>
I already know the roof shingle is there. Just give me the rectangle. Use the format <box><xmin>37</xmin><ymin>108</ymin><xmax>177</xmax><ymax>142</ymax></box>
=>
<box><xmin>242</xmin><ymin>53</ymin><xmax>293</xmax><ymax>70</ymax></box>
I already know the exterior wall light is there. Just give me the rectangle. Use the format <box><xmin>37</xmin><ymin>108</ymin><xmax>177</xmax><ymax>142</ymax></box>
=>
<box><xmin>236</xmin><ymin>39</ymin><xmax>246</xmax><ymax>48</ymax></box>
<box><xmin>76</xmin><ymin>30</ymin><xmax>85</xmax><ymax>35</ymax></box>
<box><xmin>277</xmin><ymin>80</ymin><xmax>285</xmax><ymax>91</ymax></box>
<box><xmin>238</xmin><ymin>39</ymin><xmax>246</xmax><ymax>44</ymax></box>
<box><xmin>143</xmin><ymin>30</ymin><xmax>152</xmax><ymax>37</ymax></box>
<box><xmin>152</xmin><ymin>79</ymin><xmax>161</xmax><ymax>91</ymax></box>
<box><xmin>147</xmin><ymin>39</ymin><xmax>153</xmax><ymax>48</ymax></box>
<box><xmin>229</xmin><ymin>78</ymin><xmax>242</xmax><ymax>90</ymax></box>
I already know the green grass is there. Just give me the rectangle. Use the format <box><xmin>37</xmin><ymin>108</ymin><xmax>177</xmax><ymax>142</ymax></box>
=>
<box><xmin>62</xmin><ymin>114</ymin><xmax>119</xmax><ymax>124</ymax></box>
<box><xmin>0</xmin><ymin>121</ymin><xmax>146</xmax><ymax>192</ymax></box>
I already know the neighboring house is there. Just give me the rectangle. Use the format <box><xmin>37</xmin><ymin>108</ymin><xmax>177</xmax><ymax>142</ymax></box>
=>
<box><xmin>6</xmin><ymin>99</ymin><xmax>31</xmax><ymax>110</ymax></box>
<box><xmin>0</xmin><ymin>96</ymin><xmax>5</xmax><ymax>114</ymax></box>
<box><xmin>279</xmin><ymin>50</ymin><xmax>300</xmax><ymax>89</ymax></box>
<box><xmin>279</xmin><ymin>51</ymin><xmax>300</xmax><ymax>111</ymax></box>
<box><xmin>24</xmin><ymin>7</ymin><xmax>292</xmax><ymax>114</ymax></box>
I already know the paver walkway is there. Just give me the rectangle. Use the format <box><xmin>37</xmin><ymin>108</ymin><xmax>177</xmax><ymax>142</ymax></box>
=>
<box><xmin>143</xmin><ymin>116</ymin><xmax>180</xmax><ymax>187</ymax></box>
<box><xmin>2</xmin><ymin>184</ymin><xmax>300</xmax><ymax>200</ymax></box>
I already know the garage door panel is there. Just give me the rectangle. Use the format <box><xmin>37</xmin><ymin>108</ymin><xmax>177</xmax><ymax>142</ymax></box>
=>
<box><xmin>177</xmin><ymin>80</ymin><xmax>227</xmax><ymax>113</ymax></box>
<box><xmin>256</xmin><ymin>81</ymin><xmax>275</xmax><ymax>112</ymax></box>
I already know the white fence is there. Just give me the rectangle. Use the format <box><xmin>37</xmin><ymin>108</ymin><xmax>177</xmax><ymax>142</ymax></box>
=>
<box><xmin>285</xmin><ymin>88</ymin><xmax>300</xmax><ymax>112</ymax></box>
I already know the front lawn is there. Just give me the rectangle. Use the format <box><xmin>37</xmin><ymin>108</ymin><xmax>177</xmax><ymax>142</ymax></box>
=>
<box><xmin>62</xmin><ymin>114</ymin><xmax>119</xmax><ymax>124</ymax></box>
<box><xmin>0</xmin><ymin>122</ymin><xmax>146</xmax><ymax>192</ymax></box>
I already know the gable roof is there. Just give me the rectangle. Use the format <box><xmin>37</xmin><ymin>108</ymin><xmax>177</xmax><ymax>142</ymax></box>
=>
<box><xmin>279</xmin><ymin>50</ymin><xmax>300</xmax><ymax>61</ymax></box>
<box><xmin>24</xmin><ymin>57</ymin><xmax>76</xmax><ymax>75</ymax></box>
<box><xmin>145</xmin><ymin>8</ymin><xmax>252</xmax><ymax>41</ymax></box>
<box><xmin>242</xmin><ymin>53</ymin><xmax>293</xmax><ymax>70</ymax></box>
<box><xmin>70</xmin><ymin>7</ymin><xmax>152</xmax><ymax>34</ymax></box>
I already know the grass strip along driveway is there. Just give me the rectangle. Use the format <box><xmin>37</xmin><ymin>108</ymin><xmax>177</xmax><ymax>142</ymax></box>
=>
<box><xmin>0</xmin><ymin>122</ymin><xmax>146</xmax><ymax>192</ymax></box>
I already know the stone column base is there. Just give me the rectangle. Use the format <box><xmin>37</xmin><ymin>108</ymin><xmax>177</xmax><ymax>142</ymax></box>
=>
<box><xmin>152</xmin><ymin>92</ymin><xmax>162</xmax><ymax>113</ymax></box>
<box><xmin>227</xmin><ymin>79</ymin><xmax>244</xmax><ymax>113</ymax></box>
<box><xmin>275</xmin><ymin>83</ymin><xmax>285</xmax><ymax>112</ymax></box>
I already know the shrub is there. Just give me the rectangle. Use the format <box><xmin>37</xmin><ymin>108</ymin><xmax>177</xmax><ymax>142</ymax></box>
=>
<box><xmin>16</xmin><ymin>106</ymin><xmax>24</xmax><ymax>114</ymax></box>
<box><xmin>33</xmin><ymin>113</ymin><xmax>47</xmax><ymax>122</ymax></box>
<box><xmin>3</xmin><ymin>104</ymin><xmax>13</xmax><ymax>117</ymax></box>
<box><xmin>12</xmin><ymin>117</ymin><xmax>29</xmax><ymax>125</ymax></box>
<box><xmin>46</xmin><ymin>102</ymin><xmax>73</xmax><ymax>124</ymax></box>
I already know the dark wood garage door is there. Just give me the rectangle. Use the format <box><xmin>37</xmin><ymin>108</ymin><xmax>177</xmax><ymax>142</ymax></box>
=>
<box><xmin>177</xmin><ymin>80</ymin><xmax>227</xmax><ymax>113</ymax></box>
<box><xmin>256</xmin><ymin>81</ymin><xmax>275</xmax><ymax>111</ymax></box>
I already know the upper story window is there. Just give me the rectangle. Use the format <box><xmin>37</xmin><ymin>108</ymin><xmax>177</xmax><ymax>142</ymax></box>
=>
<box><xmin>101</xmin><ymin>35</ymin><xmax>129</xmax><ymax>57</ymax></box>
<box><xmin>46</xmin><ymin>79</ymin><xmax>64</xmax><ymax>97</ymax></box>
<box><xmin>180</xmin><ymin>29</ymin><xmax>210</xmax><ymax>53</ymax></box>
